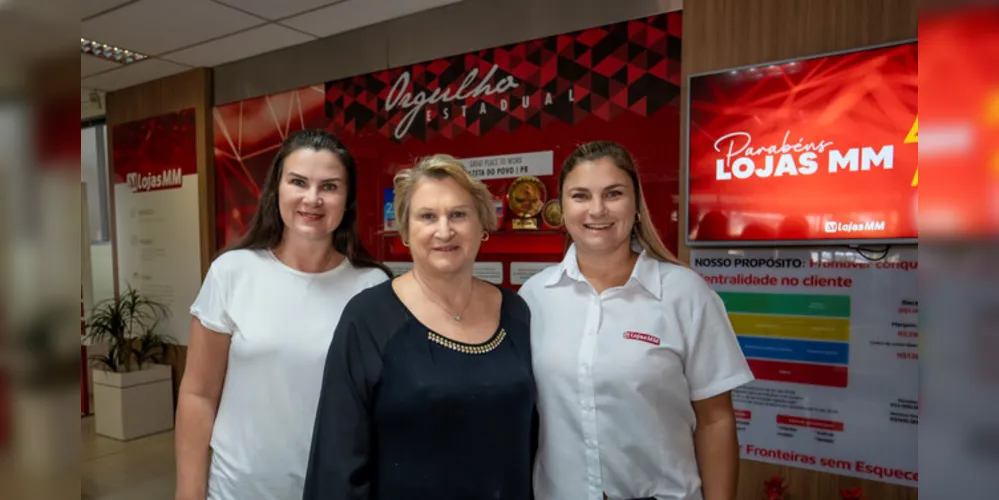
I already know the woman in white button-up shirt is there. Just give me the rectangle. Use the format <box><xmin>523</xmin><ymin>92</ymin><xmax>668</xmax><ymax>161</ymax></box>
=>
<box><xmin>519</xmin><ymin>141</ymin><xmax>754</xmax><ymax>500</ymax></box>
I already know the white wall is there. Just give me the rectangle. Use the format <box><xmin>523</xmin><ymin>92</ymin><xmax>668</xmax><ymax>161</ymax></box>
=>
<box><xmin>82</xmin><ymin>124</ymin><xmax>114</xmax><ymax>306</ymax></box>
<box><xmin>89</xmin><ymin>243</ymin><xmax>115</xmax><ymax>304</ymax></box>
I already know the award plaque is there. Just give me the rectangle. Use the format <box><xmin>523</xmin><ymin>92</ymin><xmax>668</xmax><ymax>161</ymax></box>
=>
<box><xmin>506</xmin><ymin>176</ymin><xmax>546</xmax><ymax>230</ymax></box>
<box><xmin>542</xmin><ymin>199</ymin><xmax>562</xmax><ymax>229</ymax></box>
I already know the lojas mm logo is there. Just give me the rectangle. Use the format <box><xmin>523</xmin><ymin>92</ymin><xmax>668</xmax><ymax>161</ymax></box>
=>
<box><xmin>126</xmin><ymin>168</ymin><xmax>183</xmax><ymax>193</ymax></box>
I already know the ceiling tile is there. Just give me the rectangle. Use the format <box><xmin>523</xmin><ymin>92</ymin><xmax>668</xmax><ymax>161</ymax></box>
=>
<box><xmin>81</xmin><ymin>58</ymin><xmax>190</xmax><ymax>91</ymax></box>
<box><xmin>162</xmin><ymin>24</ymin><xmax>314</xmax><ymax>67</ymax></box>
<box><xmin>81</xmin><ymin>0</ymin><xmax>264</xmax><ymax>56</ymax></box>
<box><xmin>82</xmin><ymin>0</ymin><xmax>133</xmax><ymax>19</ymax></box>
<box><xmin>281</xmin><ymin>0</ymin><xmax>463</xmax><ymax>38</ymax></box>
<box><xmin>214</xmin><ymin>0</ymin><xmax>344</xmax><ymax>20</ymax></box>
<box><xmin>81</xmin><ymin>53</ymin><xmax>122</xmax><ymax>77</ymax></box>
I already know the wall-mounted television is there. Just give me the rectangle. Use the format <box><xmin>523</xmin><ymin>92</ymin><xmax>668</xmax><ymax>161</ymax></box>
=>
<box><xmin>685</xmin><ymin>40</ymin><xmax>918</xmax><ymax>247</ymax></box>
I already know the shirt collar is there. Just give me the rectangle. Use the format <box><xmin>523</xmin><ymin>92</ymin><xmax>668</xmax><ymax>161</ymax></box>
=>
<box><xmin>545</xmin><ymin>241</ymin><xmax>662</xmax><ymax>299</ymax></box>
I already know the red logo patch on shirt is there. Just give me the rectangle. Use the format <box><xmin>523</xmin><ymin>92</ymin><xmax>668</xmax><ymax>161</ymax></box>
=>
<box><xmin>623</xmin><ymin>331</ymin><xmax>660</xmax><ymax>346</ymax></box>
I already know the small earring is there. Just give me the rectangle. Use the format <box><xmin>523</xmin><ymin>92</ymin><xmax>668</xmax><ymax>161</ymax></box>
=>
<box><xmin>482</xmin><ymin>232</ymin><xmax>490</xmax><ymax>242</ymax></box>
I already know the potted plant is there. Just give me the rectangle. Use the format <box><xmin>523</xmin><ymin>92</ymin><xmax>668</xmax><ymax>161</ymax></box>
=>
<box><xmin>83</xmin><ymin>285</ymin><xmax>177</xmax><ymax>441</ymax></box>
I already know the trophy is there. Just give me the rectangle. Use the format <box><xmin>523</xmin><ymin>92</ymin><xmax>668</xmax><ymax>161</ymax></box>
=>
<box><xmin>506</xmin><ymin>176</ymin><xmax>546</xmax><ymax>230</ymax></box>
<box><xmin>542</xmin><ymin>199</ymin><xmax>563</xmax><ymax>229</ymax></box>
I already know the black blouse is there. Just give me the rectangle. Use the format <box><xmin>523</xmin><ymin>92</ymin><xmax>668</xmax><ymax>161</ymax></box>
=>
<box><xmin>302</xmin><ymin>279</ymin><xmax>537</xmax><ymax>500</ymax></box>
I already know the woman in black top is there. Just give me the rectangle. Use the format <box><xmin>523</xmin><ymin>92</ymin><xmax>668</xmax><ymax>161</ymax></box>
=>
<box><xmin>303</xmin><ymin>154</ymin><xmax>536</xmax><ymax>500</ymax></box>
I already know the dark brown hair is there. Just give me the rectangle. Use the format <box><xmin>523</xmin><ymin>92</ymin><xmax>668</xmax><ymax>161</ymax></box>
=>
<box><xmin>558</xmin><ymin>140</ymin><xmax>684</xmax><ymax>265</ymax></box>
<box><xmin>227</xmin><ymin>129</ymin><xmax>391</xmax><ymax>278</ymax></box>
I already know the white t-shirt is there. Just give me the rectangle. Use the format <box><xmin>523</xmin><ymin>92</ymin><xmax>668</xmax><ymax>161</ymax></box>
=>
<box><xmin>519</xmin><ymin>244</ymin><xmax>754</xmax><ymax>500</ymax></box>
<box><xmin>189</xmin><ymin>248</ymin><xmax>389</xmax><ymax>500</ymax></box>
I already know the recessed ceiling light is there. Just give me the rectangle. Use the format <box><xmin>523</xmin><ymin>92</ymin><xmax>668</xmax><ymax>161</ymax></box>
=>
<box><xmin>80</xmin><ymin>38</ymin><xmax>148</xmax><ymax>65</ymax></box>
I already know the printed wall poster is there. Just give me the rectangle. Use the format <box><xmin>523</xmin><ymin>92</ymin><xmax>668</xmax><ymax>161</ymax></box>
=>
<box><xmin>212</xmin><ymin>13</ymin><xmax>684</xmax><ymax>285</ymax></box>
<box><xmin>112</xmin><ymin>108</ymin><xmax>201</xmax><ymax>345</ymax></box>
<box><xmin>691</xmin><ymin>247</ymin><xmax>918</xmax><ymax>486</ymax></box>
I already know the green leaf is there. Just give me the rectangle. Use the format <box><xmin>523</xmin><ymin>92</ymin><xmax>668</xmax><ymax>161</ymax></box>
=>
<box><xmin>82</xmin><ymin>284</ymin><xmax>175</xmax><ymax>372</ymax></box>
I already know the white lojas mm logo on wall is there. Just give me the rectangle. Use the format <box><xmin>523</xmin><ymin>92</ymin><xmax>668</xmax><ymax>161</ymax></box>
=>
<box><xmin>126</xmin><ymin>168</ymin><xmax>183</xmax><ymax>193</ymax></box>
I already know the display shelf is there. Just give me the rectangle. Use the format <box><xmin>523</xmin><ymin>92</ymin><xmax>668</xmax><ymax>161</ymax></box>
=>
<box><xmin>388</xmin><ymin>231</ymin><xmax>565</xmax><ymax>256</ymax></box>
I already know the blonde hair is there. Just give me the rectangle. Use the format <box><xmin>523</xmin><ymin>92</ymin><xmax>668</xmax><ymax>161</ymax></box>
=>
<box><xmin>393</xmin><ymin>154</ymin><xmax>497</xmax><ymax>242</ymax></box>
<box><xmin>559</xmin><ymin>141</ymin><xmax>685</xmax><ymax>266</ymax></box>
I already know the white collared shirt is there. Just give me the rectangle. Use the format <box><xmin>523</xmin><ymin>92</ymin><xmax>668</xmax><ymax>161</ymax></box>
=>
<box><xmin>519</xmin><ymin>244</ymin><xmax>754</xmax><ymax>500</ymax></box>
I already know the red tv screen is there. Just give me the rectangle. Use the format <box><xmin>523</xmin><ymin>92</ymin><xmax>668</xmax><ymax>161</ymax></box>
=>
<box><xmin>686</xmin><ymin>41</ymin><xmax>918</xmax><ymax>246</ymax></box>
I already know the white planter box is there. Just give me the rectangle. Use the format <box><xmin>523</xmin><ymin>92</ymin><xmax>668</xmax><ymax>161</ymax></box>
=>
<box><xmin>92</xmin><ymin>363</ymin><xmax>174</xmax><ymax>441</ymax></box>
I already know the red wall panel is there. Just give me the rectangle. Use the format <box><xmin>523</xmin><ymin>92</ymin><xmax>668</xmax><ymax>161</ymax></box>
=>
<box><xmin>213</xmin><ymin>13</ymin><xmax>683</xmax><ymax>287</ymax></box>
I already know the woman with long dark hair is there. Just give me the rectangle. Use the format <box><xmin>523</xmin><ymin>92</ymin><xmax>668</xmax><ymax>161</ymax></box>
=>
<box><xmin>175</xmin><ymin>129</ymin><xmax>391</xmax><ymax>500</ymax></box>
<box><xmin>519</xmin><ymin>141</ymin><xmax>752</xmax><ymax>500</ymax></box>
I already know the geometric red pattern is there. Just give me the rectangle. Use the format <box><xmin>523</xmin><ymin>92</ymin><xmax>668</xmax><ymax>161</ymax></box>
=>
<box><xmin>212</xmin><ymin>13</ymin><xmax>683</xmax><ymax>254</ymax></box>
<box><xmin>326</xmin><ymin>14</ymin><xmax>682</xmax><ymax>143</ymax></box>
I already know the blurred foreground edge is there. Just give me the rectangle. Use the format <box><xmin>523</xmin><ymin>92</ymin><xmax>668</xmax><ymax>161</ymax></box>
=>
<box><xmin>919</xmin><ymin>2</ymin><xmax>999</xmax><ymax>500</ymax></box>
